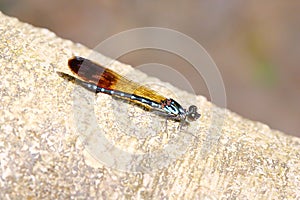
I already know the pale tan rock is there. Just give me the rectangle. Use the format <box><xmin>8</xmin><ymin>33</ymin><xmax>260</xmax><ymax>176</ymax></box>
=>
<box><xmin>0</xmin><ymin>12</ymin><xmax>299</xmax><ymax>199</ymax></box>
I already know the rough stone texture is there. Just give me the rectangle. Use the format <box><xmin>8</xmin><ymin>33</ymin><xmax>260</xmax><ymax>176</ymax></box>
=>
<box><xmin>0</xmin><ymin>12</ymin><xmax>299</xmax><ymax>199</ymax></box>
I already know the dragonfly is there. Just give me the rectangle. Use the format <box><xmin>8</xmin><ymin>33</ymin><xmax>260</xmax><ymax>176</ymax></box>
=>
<box><xmin>58</xmin><ymin>56</ymin><xmax>200</xmax><ymax>126</ymax></box>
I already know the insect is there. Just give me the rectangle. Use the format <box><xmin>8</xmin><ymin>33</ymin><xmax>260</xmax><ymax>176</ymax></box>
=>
<box><xmin>59</xmin><ymin>56</ymin><xmax>200</xmax><ymax>125</ymax></box>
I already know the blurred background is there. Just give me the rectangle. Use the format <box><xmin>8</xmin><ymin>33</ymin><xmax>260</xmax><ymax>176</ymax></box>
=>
<box><xmin>1</xmin><ymin>1</ymin><xmax>299</xmax><ymax>137</ymax></box>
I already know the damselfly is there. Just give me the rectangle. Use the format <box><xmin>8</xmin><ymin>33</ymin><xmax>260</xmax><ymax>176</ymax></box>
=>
<box><xmin>58</xmin><ymin>56</ymin><xmax>200</xmax><ymax>125</ymax></box>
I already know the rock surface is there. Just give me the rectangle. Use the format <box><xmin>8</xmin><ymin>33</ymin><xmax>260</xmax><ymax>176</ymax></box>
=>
<box><xmin>0</xmin><ymin>12</ymin><xmax>299</xmax><ymax>199</ymax></box>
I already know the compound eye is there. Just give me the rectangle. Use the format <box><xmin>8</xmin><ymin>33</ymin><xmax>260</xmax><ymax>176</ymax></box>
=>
<box><xmin>187</xmin><ymin>105</ymin><xmax>201</xmax><ymax>121</ymax></box>
<box><xmin>188</xmin><ymin>105</ymin><xmax>198</xmax><ymax>113</ymax></box>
